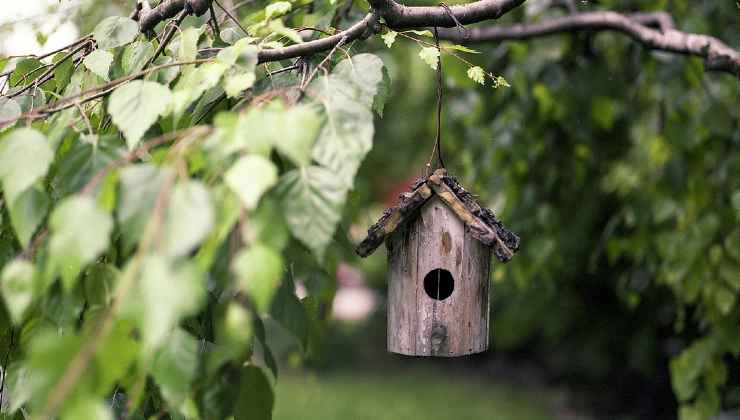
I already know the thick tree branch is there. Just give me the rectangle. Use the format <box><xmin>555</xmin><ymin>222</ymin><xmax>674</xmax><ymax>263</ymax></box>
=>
<box><xmin>257</xmin><ymin>14</ymin><xmax>376</xmax><ymax>63</ymax></box>
<box><xmin>438</xmin><ymin>11</ymin><xmax>740</xmax><ymax>75</ymax></box>
<box><xmin>368</xmin><ymin>0</ymin><xmax>525</xmax><ymax>29</ymax></box>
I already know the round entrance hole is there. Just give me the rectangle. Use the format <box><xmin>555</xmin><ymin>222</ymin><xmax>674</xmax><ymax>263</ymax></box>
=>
<box><xmin>423</xmin><ymin>269</ymin><xmax>454</xmax><ymax>301</ymax></box>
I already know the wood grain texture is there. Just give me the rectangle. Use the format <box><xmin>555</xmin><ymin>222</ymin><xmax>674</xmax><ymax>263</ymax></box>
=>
<box><xmin>387</xmin><ymin>197</ymin><xmax>491</xmax><ymax>357</ymax></box>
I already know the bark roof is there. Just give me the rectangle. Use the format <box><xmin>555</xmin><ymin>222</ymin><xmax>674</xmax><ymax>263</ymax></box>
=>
<box><xmin>355</xmin><ymin>169</ymin><xmax>520</xmax><ymax>262</ymax></box>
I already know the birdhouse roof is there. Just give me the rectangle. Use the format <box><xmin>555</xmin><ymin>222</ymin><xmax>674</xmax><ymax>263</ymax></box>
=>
<box><xmin>355</xmin><ymin>169</ymin><xmax>520</xmax><ymax>262</ymax></box>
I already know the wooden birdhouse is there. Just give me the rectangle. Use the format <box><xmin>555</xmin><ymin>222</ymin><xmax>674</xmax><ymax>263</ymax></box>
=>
<box><xmin>356</xmin><ymin>169</ymin><xmax>520</xmax><ymax>357</ymax></box>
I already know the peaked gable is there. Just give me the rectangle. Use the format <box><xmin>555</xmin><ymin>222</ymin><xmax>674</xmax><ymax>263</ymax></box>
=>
<box><xmin>355</xmin><ymin>169</ymin><xmax>520</xmax><ymax>262</ymax></box>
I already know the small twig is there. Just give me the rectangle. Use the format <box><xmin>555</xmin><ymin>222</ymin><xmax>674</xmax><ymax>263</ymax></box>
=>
<box><xmin>145</xmin><ymin>9</ymin><xmax>190</xmax><ymax>69</ymax></box>
<box><xmin>213</xmin><ymin>0</ymin><xmax>250</xmax><ymax>35</ymax></box>
<box><xmin>0</xmin><ymin>59</ymin><xmax>210</xmax><ymax>128</ymax></box>
<box><xmin>301</xmin><ymin>36</ymin><xmax>347</xmax><ymax>90</ymax></box>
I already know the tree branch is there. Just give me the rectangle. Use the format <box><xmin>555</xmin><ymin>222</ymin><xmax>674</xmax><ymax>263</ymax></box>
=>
<box><xmin>368</xmin><ymin>0</ymin><xmax>525</xmax><ymax>29</ymax></box>
<box><xmin>438</xmin><ymin>11</ymin><xmax>740</xmax><ymax>75</ymax></box>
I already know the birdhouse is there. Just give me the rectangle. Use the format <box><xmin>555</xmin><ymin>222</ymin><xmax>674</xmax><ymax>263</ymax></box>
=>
<box><xmin>356</xmin><ymin>169</ymin><xmax>520</xmax><ymax>357</ymax></box>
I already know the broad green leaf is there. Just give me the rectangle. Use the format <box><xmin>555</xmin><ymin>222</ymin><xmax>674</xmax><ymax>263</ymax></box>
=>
<box><xmin>274</xmin><ymin>104</ymin><xmax>322</xmax><ymax>166</ymax></box>
<box><xmin>419</xmin><ymin>46</ymin><xmax>440</xmax><ymax>70</ymax></box>
<box><xmin>276</xmin><ymin>166</ymin><xmax>347</xmax><ymax>259</ymax></box>
<box><xmin>265</xmin><ymin>1</ymin><xmax>292</xmax><ymax>20</ymax></box>
<box><xmin>152</xmin><ymin>328</ymin><xmax>199</xmax><ymax>409</ymax></box>
<box><xmin>117</xmin><ymin>164</ymin><xmax>169</xmax><ymax>251</ymax></box>
<box><xmin>217</xmin><ymin>39</ymin><xmax>259</xmax><ymax>98</ymax></box>
<box><xmin>9</xmin><ymin>58</ymin><xmax>45</xmax><ymax>87</ymax></box>
<box><xmin>60</xmin><ymin>396</ymin><xmax>113</xmax><ymax>420</ymax></box>
<box><xmin>48</xmin><ymin>195</ymin><xmax>113</xmax><ymax>291</ymax></box>
<box><xmin>53</xmin><ymin>52</ymin><xmax>75</xmax><ymax>92</ymax></box>
<box><xmin>270</xmin><ymin>283</ymin><xmax>309</xmax><ymax>348</ymax></box>
<box><xmin>122</xmin><ymin>40</ymin><xmax>155</xmax><ymax>74</ymax></box>
<box><xmin>246</xmin><ymin>198</ymin><xmax>290</xmax><ymax>251</ymax></box>
<box><xmin>225</xmin><ymin>155</ymin><xmax>278</xmax><ymax>210</ymax></box>
<box><xmin>83</xmin><ymin>49</ymin><xmax>113</xmax><ymax>80</ymax></box>
<box><xmin>24</xmin><ymin>329</ymin><xmax>83</xmax><ymax>410</ymax></box>
<box><xmin>467</xmin><ymin>66</ymin><xmax>485</xmax><ymax>85</ymax></box>
<box><xmin>9</xmin><ymin>186</ymin><xmax>49</xmax><ymax>248</ymax></box>
<box><xmin>131</xmin><ymin>257</ymin><xmax>204</xmax><ymax>349</ymax></box>
<box><xmin>234</xmin><ymin>366</ymin><xmax>274</xmax><ymax>420</ymax></box>
<box><xmin>732</xmin><ymin>190</ymin><xmax>740</xmax><ymax>219</ymax></box>
<box><xmin>311</xmin><ymin>54</ymin><xmax>384</xmax><ymax>187</ymax></box>
<box><xmin>50</xmin><ymin>135</ymin><xmax>123</xmax><ymax>198</ymax></box>
<box><xmin>0</xmin><ymin>97</ymin><xmax>21</xmax><ymax>130</ymax></box>
<box><xmin>232</xmin><ymin>244</ymin><xmax>284</xmax><ymax>313</ymax></box>
<box><xmin>93</xmin><ymin>16</ymin><xmax>138</xmax><ymax>50</ymax></box>
<box><xmin>373</xmin><ymin>66</ymin><xmax>391</xmax><ymax>118</ymax></box>
<box><xmin>169</xmin><ymin>62</ymin><xmax>227</xmax><ymax>117</ymax></box>
<box><xmin>1</xmin><ymin>259</ymin><xmax>35</xmax><ymax>324</ymax></box>
<box><xmin>382</xmin><ymin>30</ymin><xmax>397</xmax><ymax>48</ymax></box>
<box><xmin>178</xmin><ymin>27</ymin><xmax>202</xmax><ymax>62</ymax></box>
<box><xmin>108</xmin><ymin>80</ymin><xmax>172</xmax><ymax>149</ymax></box>
<box><xmin>163</xmin><ymin>180</ymin><xmax>214</xmax><ymax>258</ymax></box>
<box><xmin>0</xmin><ymin>128</ymin><xmax>53</xmax><ymax>204</ymax></box>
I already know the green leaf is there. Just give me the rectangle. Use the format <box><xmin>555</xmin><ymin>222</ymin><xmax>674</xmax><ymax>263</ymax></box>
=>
<box><xmin>169</xmin><ymin>62</ymin><xmax>227</xmax><ymax>118</ymax></box>
<box><xmin>121</xmin><ymin>40</ymin><xmax>155</xmax><ymax>74</ymax></box>
<box><xmin>731</xmin><ymin>190</ymin><xmax>740</xmax><ymax>219</ymax></box>
<box><xmin>265</xmin><ymin>1</ymin><xmax>292</xmax><ymax>20</ymax></box>
<box><xmin>311</xmin><ymin>54</ymin><xmax>385</xmax><ymax>187</ymax></box>
<box><xmin>217</xmin><ymin>39</ymin><xmax>259</xmax><ymax>98</ymax></box>
<box><xmin>0</xmin><ymin>127</ymin><xmax>53</xmax><ymax>205</ymax></box>
<box><xmin>178</xmin><ymin>27</ymin><xmax>202</xmax><ymax>62</ymax></box>
<box><xmin>52</xmin><ymin>52</ymin><xmax>75</xmax><ymax>92</ymax></box>
<box><xmin>232</xmin><ymin>244</ymin><xmax>284</xmax><ymax>314</ymax></box>
<box><xmin>373</xmin><ymin>67</ymin><xmax>391</xmax><ymax>118</ymax></box>
<box><xmin>382</xmin><ymin>30</ymin><xmax>397</xmax><ymax>48</ymax></box>
<box><xmin>83</xmin><ymin>49</ymin><xmax>113</xmax><ymax>80</ymax></box>
<box><xmin>225</xmin><ymin>155</ymin><xmax>278</xmax><ymax>210</ymax></box>
<box><xmin>50</xmin><ymin>135</ymin><xmax>123</xmax><ymax>198</ymax></box>
<box><xmin>152</xmin><ymin>328</ymin><xmax>199</xmax><ymax>409</ymax></box>
<box><xmin>130</xmin><ymin>257</ymin><xmax>204</xmax><ymax>349</ymax></box>
<box><xmin>1</xmin><ymin>259</ymin><xmax>35</xmax><ymax>324</ymax></box>
<box><xmin>9</xmin><ymin>186</ymin><xmax>49</xmax><ymax>248</ymax></box>
<box><xmin>270</xmin><ymin>283</ymin><xmax>309</xmax><ymax>349</ymax></box>
<box><xmin>163</xmin><ymin>180</ymin><xmax>214</xmax><ymax>258</ymax></box>
<box><xmin>93</xmin><ymin>16</ymin><xmax>139</xmax><ymax>50</ymax></box>
<box><xmin>419</xmin><ymin>46</ymin><xmax>440</xmax><ymax>70</ymax></box>
<box><xmin>109</xmin><ymin>80</ymin><xmax>172</xmax><ymax>149</ymax></box>
<box><xmin>0</xmin><ymin>97</ymin><xmax>21</xmax><ymax>130</ymax></box>
<box><xmin>467</xmin><ymin>66</ymin><xmax>485</xmax><ymax>85</ymax></box>
<box><xmin>274</xmin><ymin>104</ymin><xmax>322</xmax><ymax>166</ymax></box>
<box><xmin>117</xmin><ymin>164</ymin><xmax>169</xmax><ymax>252</ymax></box>
<box><xmin>9</xmin><ymin>58</ymin><xmax>45</xmax><ymax>87</ymax></box>
<box><xmin>234</xmin><ymin>366</ymin><xmax>274</xmax><ymax>420</ymax></box>
<box><xmin>60</xmin><ymin>396</ymin><xmax>113</xmax><ymax>420</ymax></box>
<box><xmin>48</xmin><ymin>195</ymin><xmax>113</xmax><ymax>291</ymax></box>
<box><xmin>445</xmin><ymin>43</ymin><xmax>480</xmax><ymax>54</ymax></box>
<box><xmin>276</xmin><ymin>166</ymin><xmax>347</xmax><ymax>260</ymax></box>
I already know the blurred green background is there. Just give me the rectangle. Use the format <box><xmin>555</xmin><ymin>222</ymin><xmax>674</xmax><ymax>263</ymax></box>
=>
<box><xmin>2</xmin><ymin>1</ymin><xmax>739</xmax><ymax>419</ymax></box>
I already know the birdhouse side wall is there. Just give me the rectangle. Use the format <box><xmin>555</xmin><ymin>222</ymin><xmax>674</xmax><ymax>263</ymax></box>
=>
<box><xmin>387</xmin><ymin>197</ymin><xmax>491</xmax><ymax>357</ymax></box>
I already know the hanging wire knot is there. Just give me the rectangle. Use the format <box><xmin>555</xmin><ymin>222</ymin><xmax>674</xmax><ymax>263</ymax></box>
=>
<box><xmin>439</xmin><ymin>3</ymin><xmax>470</xmax><ymax>41</ymax></box>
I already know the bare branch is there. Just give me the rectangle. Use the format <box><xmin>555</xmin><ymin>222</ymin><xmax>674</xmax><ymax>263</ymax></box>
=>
<box><xmin>437</xmin><ymin>11</ymin><xmax>739</xmax><ymax>75</ymax></box>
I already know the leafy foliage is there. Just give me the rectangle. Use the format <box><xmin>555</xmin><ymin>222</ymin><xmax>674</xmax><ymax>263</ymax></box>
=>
<box><xmin>0</xmin><ymin>4</ymin><xmax>387</xmax><ymax>419</ymax></box>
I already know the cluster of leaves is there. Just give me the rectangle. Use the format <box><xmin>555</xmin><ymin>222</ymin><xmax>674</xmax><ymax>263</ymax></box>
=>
<box><xmin>0</xmin><ymin>4</ymin><xmax>388</xmax><ymax>419</ymax></box>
